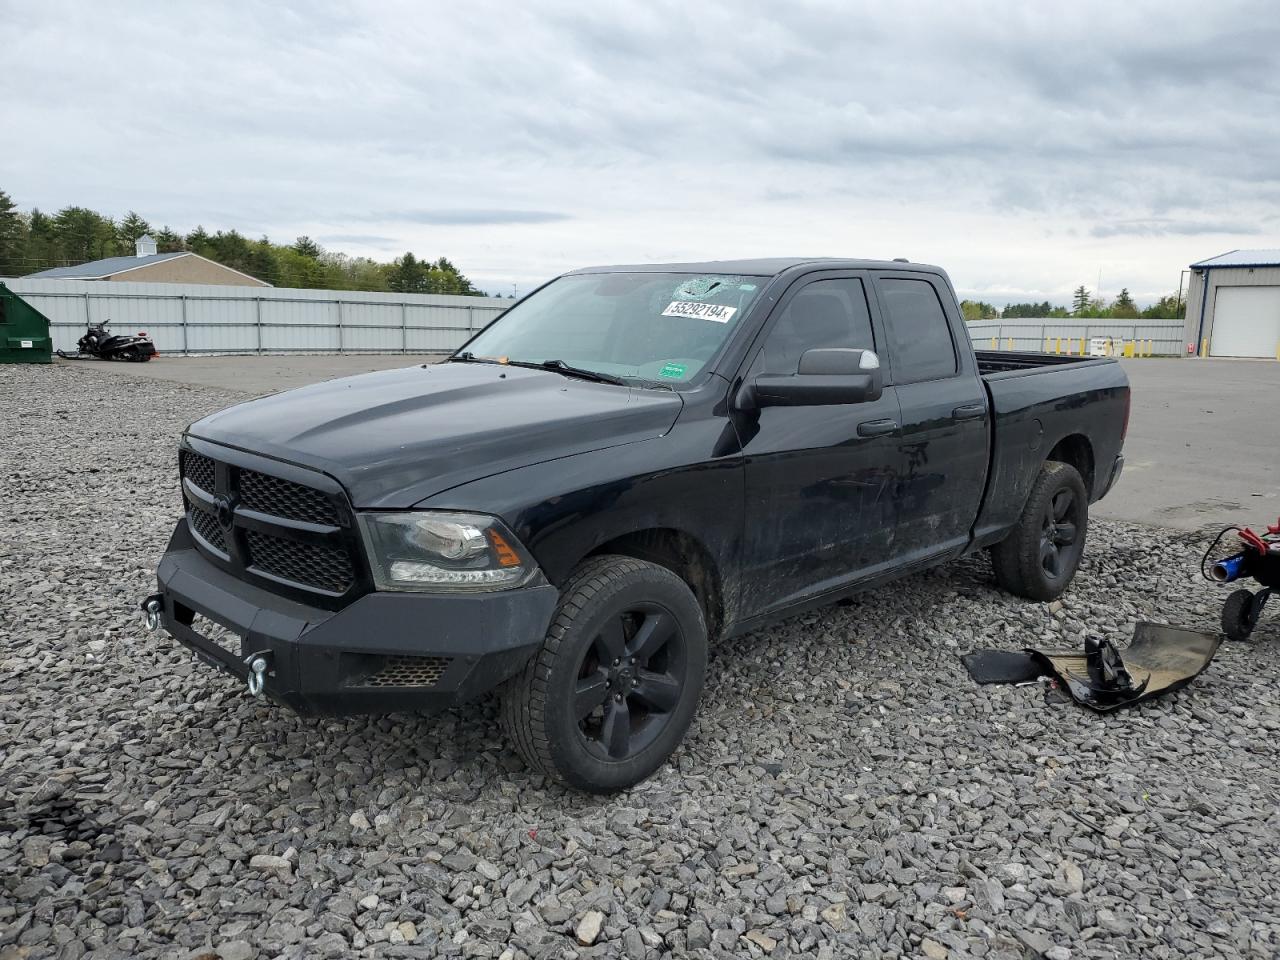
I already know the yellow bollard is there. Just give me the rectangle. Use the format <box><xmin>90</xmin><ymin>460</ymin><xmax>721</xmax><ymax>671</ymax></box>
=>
<box><xmin>1055</xmin><ymin>337</ymin><xmax>1061</xmax><ymax>355</ymax></box>
<box><xmin>1044</xmin><ymin>338</ymin><xmax>1051</xmax><ymax>353</ymax></box>
<box><xmin>991</xmin><ymin>337</ymin><xmax>998</xmax><ymax>350</ymax></box>
<box><xmin>1147</xmin><ymin>339</ymin><xmax>1154</xmax><ymax>357</ymax></box>
<box><xmin>1007</xmin><ymin>337</ymin><xmax>1014</xmax><ymax>351</ymax></box>
<box><xmin>1123</xmin><ymin>341</ymin><xmax>1135</xmax><ymax>358</ymax></box>
<box><xmin>1201</xmin><ymin>338</ymin><xmax>1209</xmax><ymax>357</ymax></box>
<box><xmin>1079</xmin><ymin>337</ymin><xmax>1087</xmax><ymax>355</ymax></box>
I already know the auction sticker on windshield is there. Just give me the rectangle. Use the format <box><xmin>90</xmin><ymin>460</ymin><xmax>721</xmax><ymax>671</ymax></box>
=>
<box><xmin>661</xmin><ymin>301</ymin><xmax>738</xmax><ymax>323</ymax></box>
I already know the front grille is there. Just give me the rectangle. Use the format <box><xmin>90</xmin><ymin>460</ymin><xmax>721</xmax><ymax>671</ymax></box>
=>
<box><xmin>353</xmin><ymin>655</ymin><xmax>452</xmax><ymax>688</ymax></box>
<box><xmin>241</xmin><ymin>470</ymin><xmax>339</xmax><ymax>525</ymax></box>
<box><xmin>246</xmin><ymin>530</ymin><xmax>355</xmax><ymax>594</ymax></box>
<box><xmin>189</xmin><ymin>506</ymin><xmax>226</xmax><ymax>553</ymax></box>
<box><xmin>179</xmin><ymin>446</ymin><xmax>360</xmax><ymax>601</ymax></box>
<box><xmin>181</xmin><ymin>450</ymin><xmax>216</xmax><ymax>494</ymax></box>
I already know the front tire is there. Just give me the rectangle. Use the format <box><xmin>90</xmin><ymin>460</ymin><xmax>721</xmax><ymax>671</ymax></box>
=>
<box><xmin>991</xmin><ymin>461</ymin><xmax>1089</xmax><ymax>601</ymax></box>
<box><xmin>501</xmin><ymin>556</ymin><xmax>707</xmax><ymax>793</ymax></box>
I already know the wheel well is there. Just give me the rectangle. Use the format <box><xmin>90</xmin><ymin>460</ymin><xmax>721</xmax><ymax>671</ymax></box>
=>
<box><xmin>1046</xmin><ymin>434</ymin><xmax>1094</xmax><ymax>496</ymax></box>
<box><xmin>588</xmin><ymin>529</ymin><xmax>724</xmax><ymax>640</ymax></box>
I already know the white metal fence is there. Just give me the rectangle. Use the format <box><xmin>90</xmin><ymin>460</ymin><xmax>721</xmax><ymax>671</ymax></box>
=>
<box><xmin>2</xmin><ymin>278</ymin><xmax>511</xmax><ymax>355</ymax></box>
<box><xmin>965</xmin><ymin>318</ymin><xmax>1184</xmax><ymax>356</ymax></box>
<box><xmin>3</xmin><ymin>279</ymin><xmax>1190</xmax><ymax>358</ymax></box>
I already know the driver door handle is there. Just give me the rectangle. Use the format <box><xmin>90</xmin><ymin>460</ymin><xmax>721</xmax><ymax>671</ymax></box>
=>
<box><xmin>952</xmin><ymin>403</ymin><xmax>986</xmax><ymax>420</ymax></box>
<box><xmin>857</xmin><ymin>418</ymin><xmax>898</xmax><ymax>437</ymax></box>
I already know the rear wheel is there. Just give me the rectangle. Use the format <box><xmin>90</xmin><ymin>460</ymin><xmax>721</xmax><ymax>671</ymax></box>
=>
<box><xmin>501</xmin><ymin>555</ymin><xmax>707</xmax><ymax>793</ymax></box>
<box><xmin>1221</xmin><ymin>589</ymin><xmax>1257</xmax><ymax>641</ymax></box>
<box><xmin>991</xmin><ymin>461</ymin><xmax>1089</xmax><ymax>601</ymax></box>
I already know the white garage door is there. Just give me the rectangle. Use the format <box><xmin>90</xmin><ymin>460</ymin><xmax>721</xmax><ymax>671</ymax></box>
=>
<box><xmin>1211</xmin><ymin>285</ymin><xmax>1280</xmax><ymax>358</ymax></box>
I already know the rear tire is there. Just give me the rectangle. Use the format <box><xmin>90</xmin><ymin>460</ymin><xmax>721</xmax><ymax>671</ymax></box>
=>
<box><xmin>501</xmin><ymin>555</ymin><xmax>707</xmax><ymax>793</ymax></box>
<box><xmin>1221</xmin><ymin>589</ymin><xmax>1257</xmax><ymax>641</ymax></box>
<box><xmin>991</xmin><ymin>461</ymin><xmax>1089</xmax><ymax>601</ymax></box>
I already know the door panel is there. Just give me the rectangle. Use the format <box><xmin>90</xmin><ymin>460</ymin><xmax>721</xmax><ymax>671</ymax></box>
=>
<box><xmin>737</xmin><ymin>275</ymin><xmax>904</xmax><ymax>617</ymax></box>
<box><xmin>875</xmin><ymin>275</ymin><xmax>989</xmax><ymax>562</ymax></box>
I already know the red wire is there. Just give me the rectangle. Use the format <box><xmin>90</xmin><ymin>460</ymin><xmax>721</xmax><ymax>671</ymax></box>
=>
<box><xmin>1238</xmin><ymin>527</ymin><xmax>1268</xmax><ymax>554</ymax></box>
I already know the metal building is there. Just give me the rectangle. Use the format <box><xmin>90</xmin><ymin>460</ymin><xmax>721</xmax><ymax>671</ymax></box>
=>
<box><xmin>24</xmin><ymin>236</ymin><xmax>271</xmax><ymax>287</ymax></box>
<box><xmin>1184</xmin><ymin>249</ymin><xmax>1280</xmax><ymax>359</ymax></box>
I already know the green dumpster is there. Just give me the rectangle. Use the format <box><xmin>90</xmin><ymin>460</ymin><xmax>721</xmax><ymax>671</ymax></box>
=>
<box><xmin>0</xmin><ymin>282</ymin><xmax>53</xmax><ymax>363</ymax></box>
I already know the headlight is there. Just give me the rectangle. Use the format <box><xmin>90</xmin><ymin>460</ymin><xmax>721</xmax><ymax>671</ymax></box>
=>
<box><xmin>358</xmin><ymin>511</ymin><xmax>538</xmax><ymax>592</ymax></box>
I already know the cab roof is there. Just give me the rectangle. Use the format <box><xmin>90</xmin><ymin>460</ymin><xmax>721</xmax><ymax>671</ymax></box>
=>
<box><xmin>566</xmin><ymin>257</ymin><xmax>944</xmax><ymax>277</ymax></box>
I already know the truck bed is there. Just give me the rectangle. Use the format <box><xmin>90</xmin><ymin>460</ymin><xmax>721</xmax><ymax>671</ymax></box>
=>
<box><xmin>970</xmin><ymin>350</ymin><xmax>1128</xmax><ymax>550</ymax></box>
<box><xmin>975</xmin><ymin>350</ymin><xmax>1115</xmax><ymax>377</ymax></box>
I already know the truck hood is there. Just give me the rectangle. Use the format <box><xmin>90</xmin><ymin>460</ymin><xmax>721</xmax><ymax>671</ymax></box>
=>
<box><xmin>187</xmin><ymin>362</ymin><xmax>683</xmax><ymax>508</ymax></box>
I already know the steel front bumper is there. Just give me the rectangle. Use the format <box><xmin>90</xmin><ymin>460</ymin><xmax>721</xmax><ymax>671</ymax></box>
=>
<box><xmin>151</xmin><ymin>519</ymin><xmax>558</xmax><ymax>716</ymax></box>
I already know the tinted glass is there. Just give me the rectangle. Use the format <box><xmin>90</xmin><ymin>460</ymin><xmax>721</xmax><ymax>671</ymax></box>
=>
<box><xmin>757</xmin><ymin>278</ymin><xmax>875</xmax><ymax>374</ymax></box>
<box><xmin>879</xmin><ymin>278</ymin><xmax>957</xmax><ymax>382</ymax></box>
<box><xmin>463</xmin><ymin>272</ymin><xmax>764</xmax><ymax>383</ymax></box>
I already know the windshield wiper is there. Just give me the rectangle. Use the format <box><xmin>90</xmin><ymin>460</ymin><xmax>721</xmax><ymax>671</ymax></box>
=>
<box><xmin>506</xmin><ymin>359</ymin><xmax>625</xmax><ymax>386</ymax></box>
<box><xmin>447</xmin><ymin>351</ymin><xmax>502</xmax><ymax>364</ymax></box>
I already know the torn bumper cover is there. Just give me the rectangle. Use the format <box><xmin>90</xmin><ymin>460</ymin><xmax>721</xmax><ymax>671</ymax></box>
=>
<box><xmin>962</xmin><ymin>622</ymin><xmax>1221</xmax><ymax>711</ymax></box>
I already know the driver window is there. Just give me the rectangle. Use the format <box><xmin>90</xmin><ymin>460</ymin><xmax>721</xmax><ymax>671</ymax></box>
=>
<box><xmin>756</xmin><ymin>278</ymin><xmax>875</xmax><ymax>375</ymax></box>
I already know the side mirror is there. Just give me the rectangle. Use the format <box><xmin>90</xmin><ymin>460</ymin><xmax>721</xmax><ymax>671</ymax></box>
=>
<box><xmin>746</xmin><ymin>348</ymin><xmax>883</xmax><ymax>408</ymax></box>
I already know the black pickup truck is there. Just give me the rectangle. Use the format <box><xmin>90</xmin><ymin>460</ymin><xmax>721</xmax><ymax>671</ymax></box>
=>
<box><xmin>146</xmin><ymin>258</ymin><xmax>1128</xmax><ymax>792</ymax></box>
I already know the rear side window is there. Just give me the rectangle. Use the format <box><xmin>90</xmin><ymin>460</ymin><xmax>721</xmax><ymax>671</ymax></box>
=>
<box><xmin>756</xmin><ymin>278</ymin><xmax>875</xmax><ymax>375</ymax></box>
<box><xmin>879</xmin><ymin>278</ymin><xmax>958</xmax><ymax>382</ymax></box>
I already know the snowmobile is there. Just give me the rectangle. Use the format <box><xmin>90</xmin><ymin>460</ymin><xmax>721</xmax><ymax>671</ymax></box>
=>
<box><xmin>59</xmin><ymin>320</ymin><xmax>157</xmax><ymax>362</ymax></box>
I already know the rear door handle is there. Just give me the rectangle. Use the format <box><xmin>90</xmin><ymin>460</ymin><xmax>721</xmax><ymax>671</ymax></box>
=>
<box><xmin>952</xmin><ymin>403</ymin><xmax>986</xmax><ymax>420</ymax></box>
<box><xmin>857</xmin><ymin>418</ymin><xmax>899</xmax><ymax>437</ymax></box>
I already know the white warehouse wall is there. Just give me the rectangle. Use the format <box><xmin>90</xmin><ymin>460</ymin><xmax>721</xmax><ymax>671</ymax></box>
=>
<box><xmin>1</xmin><ymin>277</ymin><xmax>511</xmax><ymax>355</ymax></box>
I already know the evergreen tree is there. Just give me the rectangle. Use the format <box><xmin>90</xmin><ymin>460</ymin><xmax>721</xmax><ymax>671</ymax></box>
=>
<box><xmin>154</xmin><ymin>227</ymin><xmax>185</xmax><ymax>252</ymax></box>
<box><xmin>1071</xmin><ymin>285</ymin><xmax>1092</xmax><ymax>315</ymax></box>
<box><xmin>1111</xmin><ymin>288</ymin><xmax>1138</xmax><ymax>318</ymax></box>
<box><xmin>292</xmin><ymin>235</ymin><xmax>322</xmax><ymax>258</ymax></box>
<box><xmin>0</xmin><ymin>189</ymin><xmax>22</xmax><ymax>275</ymax></box>
<box><xmin>53</xmin><ymin>206</ymin><xmax>118</xmax><ymax>261</ymax></box>
<box><xmin>117</xmin><ymin>211</ymin><xmax>152</xmax><ymax>252</ymax></box>
<box><xmin>388</xmin><ymin>252</ymin><xmax>428</xmax><ymax>293</ymax></box>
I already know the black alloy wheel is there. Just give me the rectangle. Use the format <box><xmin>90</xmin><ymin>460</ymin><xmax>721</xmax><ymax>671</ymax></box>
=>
<box><xmin>502</xmin><ymin>555</ymin><xmax>707</xmax><ymax>793</ymax></box>
<box><xmin>573</xmin><ymin>602</ymin><xmax>688</xmax><ymax>762</ymax></box>
<box><xmin>1040</xmin><ymin>488</ymin><xmax>1081</xmax><ymax>579</ymax></box>
<box><xmin>990</xmin><ymin>460</ymin><xmax>1090</xmax><ymax>601</ymax></box>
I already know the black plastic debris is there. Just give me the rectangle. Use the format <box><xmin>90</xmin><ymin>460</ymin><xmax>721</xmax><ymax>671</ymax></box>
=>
<box><xmin>959</xmin><ymin>649</ymin><xmax>1041</xmax><ymax>685</ymax></box>
<box><xmin>962</xmin><ymin>622</ymin><xmax>1221</xmax><ymax>712</ymax></box>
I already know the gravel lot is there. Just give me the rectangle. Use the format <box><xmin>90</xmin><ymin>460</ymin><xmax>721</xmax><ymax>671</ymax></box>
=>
<box><xmin>3</xmin><ymin>362</ymin><xmax>1279</xmax><ymax>960</ymax></box>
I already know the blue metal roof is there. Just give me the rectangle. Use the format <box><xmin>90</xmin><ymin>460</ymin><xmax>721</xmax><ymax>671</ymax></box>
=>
<box><xmin>1190</xmin><ymin>249</ymin><xmax>1280</xmax><ymax>269</ymax></box>
<box><xmin>27</xmin><ymin>252</ymin><xmax>189</xmax><ymax>279</ymax></box>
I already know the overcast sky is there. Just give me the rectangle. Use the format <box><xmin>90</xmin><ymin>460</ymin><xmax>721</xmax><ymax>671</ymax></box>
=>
<box><xmin>5</xmin><ymin>0</ymin><xmax>1279</xmax><ymax>303</ymax></box>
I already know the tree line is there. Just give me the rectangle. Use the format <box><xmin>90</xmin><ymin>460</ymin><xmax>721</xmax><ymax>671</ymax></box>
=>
<box><xmin>961</xmin><ymin>285</ymin><xmax>1185</xmax><ymax>322</ymax></box>
<box><xmin>0</xmin><ymin>189</ymin><xmax>489</xmax><ymax>296</ymax></box>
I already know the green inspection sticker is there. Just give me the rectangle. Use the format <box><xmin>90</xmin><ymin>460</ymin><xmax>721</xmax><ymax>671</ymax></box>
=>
<box><xmin>659</xmin><ymin>362</ymin><xmax>688</xmax><ymax>379</ymax></box>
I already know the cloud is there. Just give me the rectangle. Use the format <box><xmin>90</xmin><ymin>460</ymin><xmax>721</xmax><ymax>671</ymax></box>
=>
<box><xmin>314</xmin><ymin>233</ymin><xmax>397</xmax><ymax>246</ymax></box>
<box><xmin>373</xmin><ymin>210</ymin><xmax>572</xmax><ymax>226</ymax></box>
<box><xmin>1091</xmin><ymin>219</ymin><xmax>1264</xmax><ymax>238</ymax></box>
<box><xmin>3</xmin><ymin>0</ymin><xmax>1279</xmax><ymax>300</ymax></box>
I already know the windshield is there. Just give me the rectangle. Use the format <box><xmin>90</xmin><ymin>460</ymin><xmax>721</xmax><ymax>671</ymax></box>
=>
<box><xmin>459</xmin><ymin>272</ymin><xmax>765</xmax><ymax>384</ymax></box>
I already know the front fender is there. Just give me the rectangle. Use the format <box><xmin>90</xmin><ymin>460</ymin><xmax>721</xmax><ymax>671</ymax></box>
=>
<box><xmin>416</xmin><ymin>436</ymin><xmax>745</xmax><ymax>606</ymax></box>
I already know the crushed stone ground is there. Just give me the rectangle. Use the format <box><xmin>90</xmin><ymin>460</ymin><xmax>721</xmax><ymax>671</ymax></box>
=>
<box><xmin>2</xmin><ymin>362</ymin><xmax>1278</xmax><ymax>960</ymax></box>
